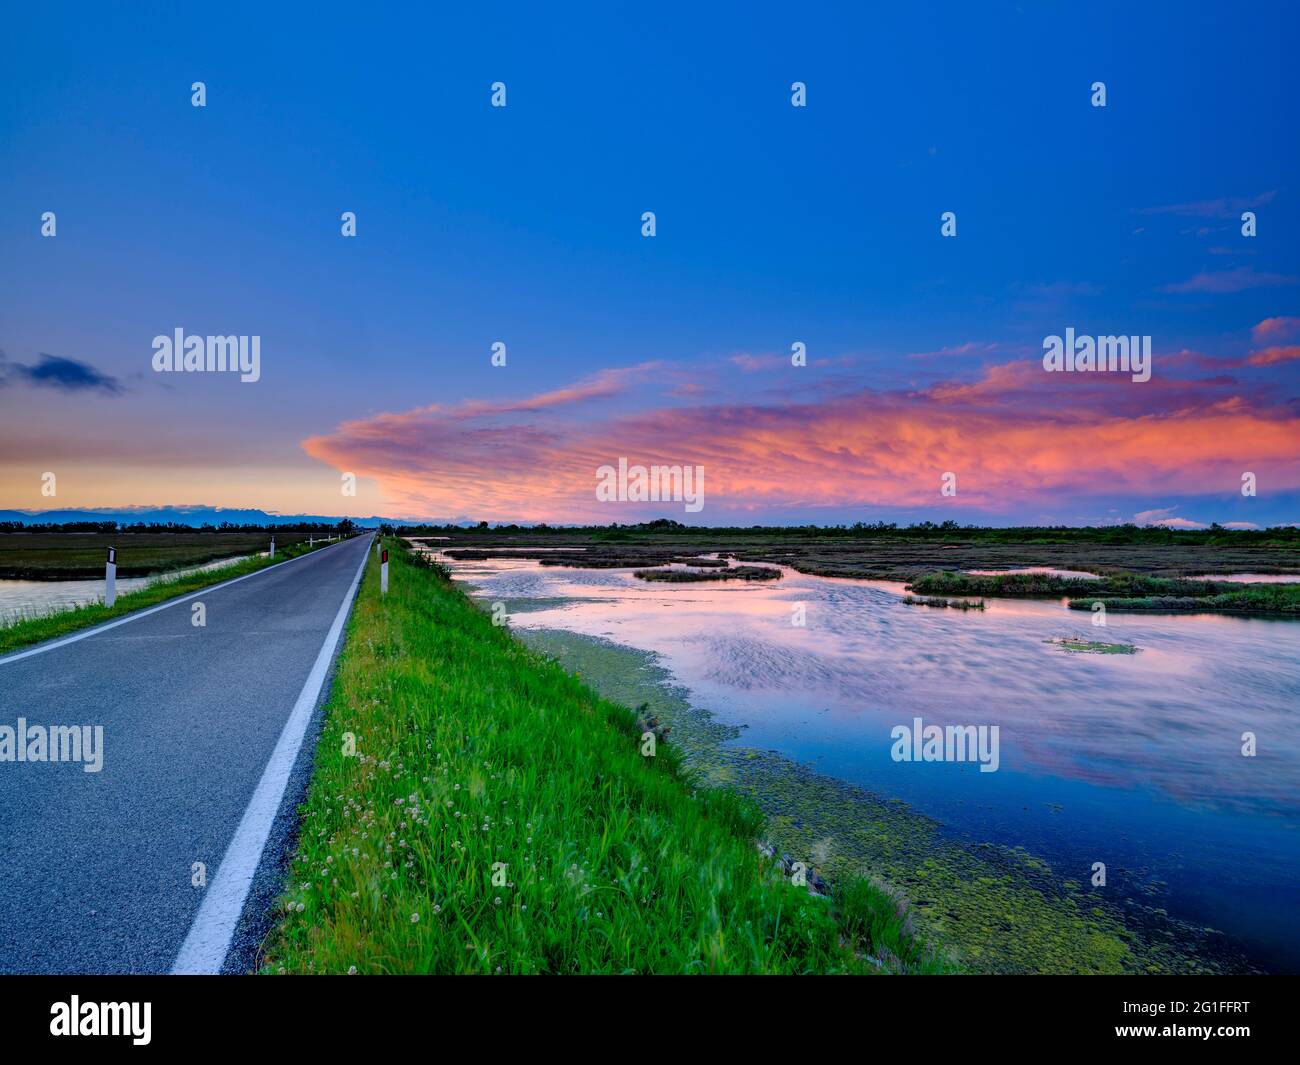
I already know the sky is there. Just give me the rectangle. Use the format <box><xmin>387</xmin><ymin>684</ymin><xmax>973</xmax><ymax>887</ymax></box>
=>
<box><xmin>1</xmin><ymin>1</ymin><xmax>1297</xmax><ymax>527</ymax></box>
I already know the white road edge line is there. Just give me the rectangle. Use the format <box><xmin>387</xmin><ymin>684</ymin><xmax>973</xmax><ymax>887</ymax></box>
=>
<box><xmin>0</xmin><ymin>535</ymin><xmax>361</xmax><ymax>667</ymax></box>
<box><xmin>171</xmin><ymin>534</ymin><xmax>372</xmax><ymax>975</ymax></box>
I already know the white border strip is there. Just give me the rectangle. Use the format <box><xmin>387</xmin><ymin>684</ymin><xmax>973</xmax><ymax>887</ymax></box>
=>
<box><xmin>0</xmin><ymin>536</ymin><xmax>361</xmax><ymax>668</ymax></box>
<box><xmin>171</xmin><ymin>535</ymin><xmax>371</xmax><ymax>974</ymax></box>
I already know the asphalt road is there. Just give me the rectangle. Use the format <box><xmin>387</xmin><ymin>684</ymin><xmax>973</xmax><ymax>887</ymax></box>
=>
<box><xmin>0</xmin><ymin>534</ymin><xmax>371</xmax><ymax>974</ymax></box>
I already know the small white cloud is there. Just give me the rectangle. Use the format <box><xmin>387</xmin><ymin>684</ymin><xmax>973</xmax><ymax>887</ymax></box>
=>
<box><xmin>1133</xmin><ymin>507</ymin><xmax>1207</xmax><ymax>529</ymax></box>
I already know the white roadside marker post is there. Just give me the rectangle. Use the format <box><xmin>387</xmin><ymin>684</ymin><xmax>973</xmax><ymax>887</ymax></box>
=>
<box><xmin>309</xmin><ymin>535</ymin><xmax>313</xmax><ymax>548</ymax></box>
<box><xmin>270</xmin><ymin>535</ymin><xmax>276</xmax><ymax>559</ymax></box>
<box><xmin>104</xmin><ymin>546</ymin><xmax>117</xmax><ymax>609</ymax></box>
<box><xmin>381</xmin><ymin>547</ymin><xmax>389</xmax><ymax>595</ymax></box>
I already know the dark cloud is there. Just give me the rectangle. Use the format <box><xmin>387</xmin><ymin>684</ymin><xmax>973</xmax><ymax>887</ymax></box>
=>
<box><xmin>0</xmin><ymin>351</ymin><xmax>123</xmax><ymax>394</ymax></box>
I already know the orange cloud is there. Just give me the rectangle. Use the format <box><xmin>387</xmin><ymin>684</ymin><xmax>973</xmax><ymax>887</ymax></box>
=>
<box><xmin>301</xmin><ymin>358</ymin><xmax>1300</xmax><ymax>522</ymax></box>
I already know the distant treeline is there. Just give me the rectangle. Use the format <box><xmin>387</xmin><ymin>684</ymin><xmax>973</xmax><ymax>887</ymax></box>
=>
<box><xmin>393</xmin><ymin>517</ymin><xmax>1299</xmax><ymax>546</ymax></box>
<box><xmin>1</xmin><ymin>519</ymin><xmax>359</xmax><ymax>535</ymax></box>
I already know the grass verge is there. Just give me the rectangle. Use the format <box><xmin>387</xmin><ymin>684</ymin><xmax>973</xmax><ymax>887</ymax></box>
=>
<box><xmin>0</xmin><ymin>538</ymin><xmax>339</xmax><ymax>656</ymax></box>
<box><xmin>260</xmin><ymin>539</ymin><xmax>952</xmax><ymax>974</ymax></box>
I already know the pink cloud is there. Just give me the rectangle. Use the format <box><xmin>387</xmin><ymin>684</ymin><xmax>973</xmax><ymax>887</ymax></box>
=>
<box><xmin>906</xmin><ymin>342</ymin><xmax>999</xmax><ymax>360</ymax></box>
<box><xmin>1162</xmin><ymin>267</ymin><xmax>1299</xmax><ymax>294</ymax></box>
<box><xmin>301</xmin><ymin>356</ymin><xmax>1300</xmax><ymax>522</ymax></box>
<box><xmin>456</xmin><ymin>363</ymin><xmax>661</xmax><ymax>417</ymax></box>
<box><xmin>1252</xmin><ymin>317</ymin><xmax>1300</xmax><ymax>342</ymax></box>
<box><xmin>1245</xmin><ymin>345</ymin><xmax>1300</xmax><ymax>367</ymax></box>
<box><xmin>729</xmin><ymin>353</ymin><xmax>786</xmax><ymax>372</ymax></box>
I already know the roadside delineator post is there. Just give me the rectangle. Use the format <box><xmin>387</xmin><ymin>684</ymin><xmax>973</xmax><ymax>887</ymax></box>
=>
<box><xmin>381</xmin><ymin>547</ymin><xmax>389</xmax><ymax>595</ymax></box>
<box><xmin>105</xmin><ymin>546</ymin><xmax>117</xmax><ymax>609</ymax></box>
<box><xmin>270</xmin><ymin>536</ymin><xmax>276</xmax><ymax>559</ymax></box>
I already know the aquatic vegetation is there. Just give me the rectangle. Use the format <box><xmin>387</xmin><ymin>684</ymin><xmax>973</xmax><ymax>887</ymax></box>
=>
<box><xmin>1068</xmin><ymin>582</ymin><xmax>1300</xmax><ymax>616</ymax></box>
<box><xmin>512</xmin><ymin>628</ymin><xmax>1250</xmax><ymax>975</ymax></box>
<box><xmin>1048</xmin><ymin>637</ymin><xmax>1140</xmax><ymax>655</ymax></box>
<box><xmin>913</xmin><ymin>570</ymin><xmax>1300</xmax><ymax>617</ymax></box>
<box><xmin>910</xmin><ymin>571</ymin><xmax>1097</xmax><ymax>597</ymax></box>
<box><xmin>634</xmin><ymin>565</ymin><xmax>781</xmax><ymax>582</ymax></box>
<box><xmin>902</xmin><ymin>595</ymin><xmax>986</xmax><ymax>610</ymax></box>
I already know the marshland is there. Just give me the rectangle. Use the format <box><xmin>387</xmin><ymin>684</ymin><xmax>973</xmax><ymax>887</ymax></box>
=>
<box><xmin>0</xmin><ymin>525</ymin><xmax>348</xmax><ymax>633</ymax></box>
<box><xmin>399</xmin><ymin>521</ymin><xmax>1300</xmax><ymax>974</ymax></box>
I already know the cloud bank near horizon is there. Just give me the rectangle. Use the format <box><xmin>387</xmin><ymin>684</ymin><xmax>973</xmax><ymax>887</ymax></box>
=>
<box><xmin>302</xmin><ymin>328</ymin><xmax>1300</xmax><ymax>525</ymax></box>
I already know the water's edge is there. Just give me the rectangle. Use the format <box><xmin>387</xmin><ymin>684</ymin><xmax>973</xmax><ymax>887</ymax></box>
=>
<box><xmin>472</xmin><ymin>592</ymin><xmax>1256</xmax><ymax>974</ymax></box>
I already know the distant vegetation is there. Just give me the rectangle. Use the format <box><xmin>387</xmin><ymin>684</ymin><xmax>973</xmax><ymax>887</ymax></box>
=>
<box><xmin>399</xmin><ymin>517</ymin><xmax>1300</xmax><ymax>549</ymax></box>
<box><xmin>425</xmin><ymin>520</ymin><xmax>1299</xmax><ymax>586</ymax></box>
<box><xmin>0</xmin><ymin>517</ymin><xmax>359</xmax><ymax>535</ymax></box>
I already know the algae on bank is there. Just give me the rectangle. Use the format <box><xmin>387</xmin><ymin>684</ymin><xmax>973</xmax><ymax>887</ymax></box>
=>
<box><xmin>513</xmin><ymin>624</ymin><xmax>1250</xmax><ymax>975</ymax></box>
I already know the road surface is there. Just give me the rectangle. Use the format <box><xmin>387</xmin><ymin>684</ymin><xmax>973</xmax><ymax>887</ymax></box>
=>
<box><xmin>0</xmin><ymin>534</ymin><xmax>371</xmax><ymax>974</ymax></box>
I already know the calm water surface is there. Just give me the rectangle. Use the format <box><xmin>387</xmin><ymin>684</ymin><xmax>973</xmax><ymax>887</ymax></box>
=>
<box><xmin>0</xmin><ymin>554</ymin><xmax>259</xmax><ymax>625</ymax></box>
<box><xmin>442</xmin><ymin>553</ymin><xmax>1300</xmax><ymax>972</ymax></box>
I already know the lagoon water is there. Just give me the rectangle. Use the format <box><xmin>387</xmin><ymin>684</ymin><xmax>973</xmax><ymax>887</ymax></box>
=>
<box><xmin>0</xmin><ymin>554</ymin><xmax>258</xmax><ymax>626</ymax></box>
<box><xmin>442</xmin><ymin>553</ymin><xmax>1300</xmax><ymax>972</ymax></box>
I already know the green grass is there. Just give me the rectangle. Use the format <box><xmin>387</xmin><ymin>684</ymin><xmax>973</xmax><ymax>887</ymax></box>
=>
<box><xmin>0</xmin><ymin>538</ymin><xmax>339</xmax><ymax>656</ymax></box>
<box><xmin>261</xmin><ymin>539</ymin><xmax>952</xmax><ymax>974</ymax></box>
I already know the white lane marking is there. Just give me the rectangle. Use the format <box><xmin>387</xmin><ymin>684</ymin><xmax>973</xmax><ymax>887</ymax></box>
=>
<box><xmin>170</xmin><ymin>536</ymin><xmax>371</xmax><ymax>974</ymax></box>
<box><xmin>0</xmin><ymin>536</ymin><xmax>366</xmax><ymax>667</ymax></box>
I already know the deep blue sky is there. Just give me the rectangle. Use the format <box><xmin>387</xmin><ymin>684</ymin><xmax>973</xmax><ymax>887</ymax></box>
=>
<box><xmin>2</xmin><ymin>2</ymin><xmax>1297</xmax><ymax>525</ymax></box>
